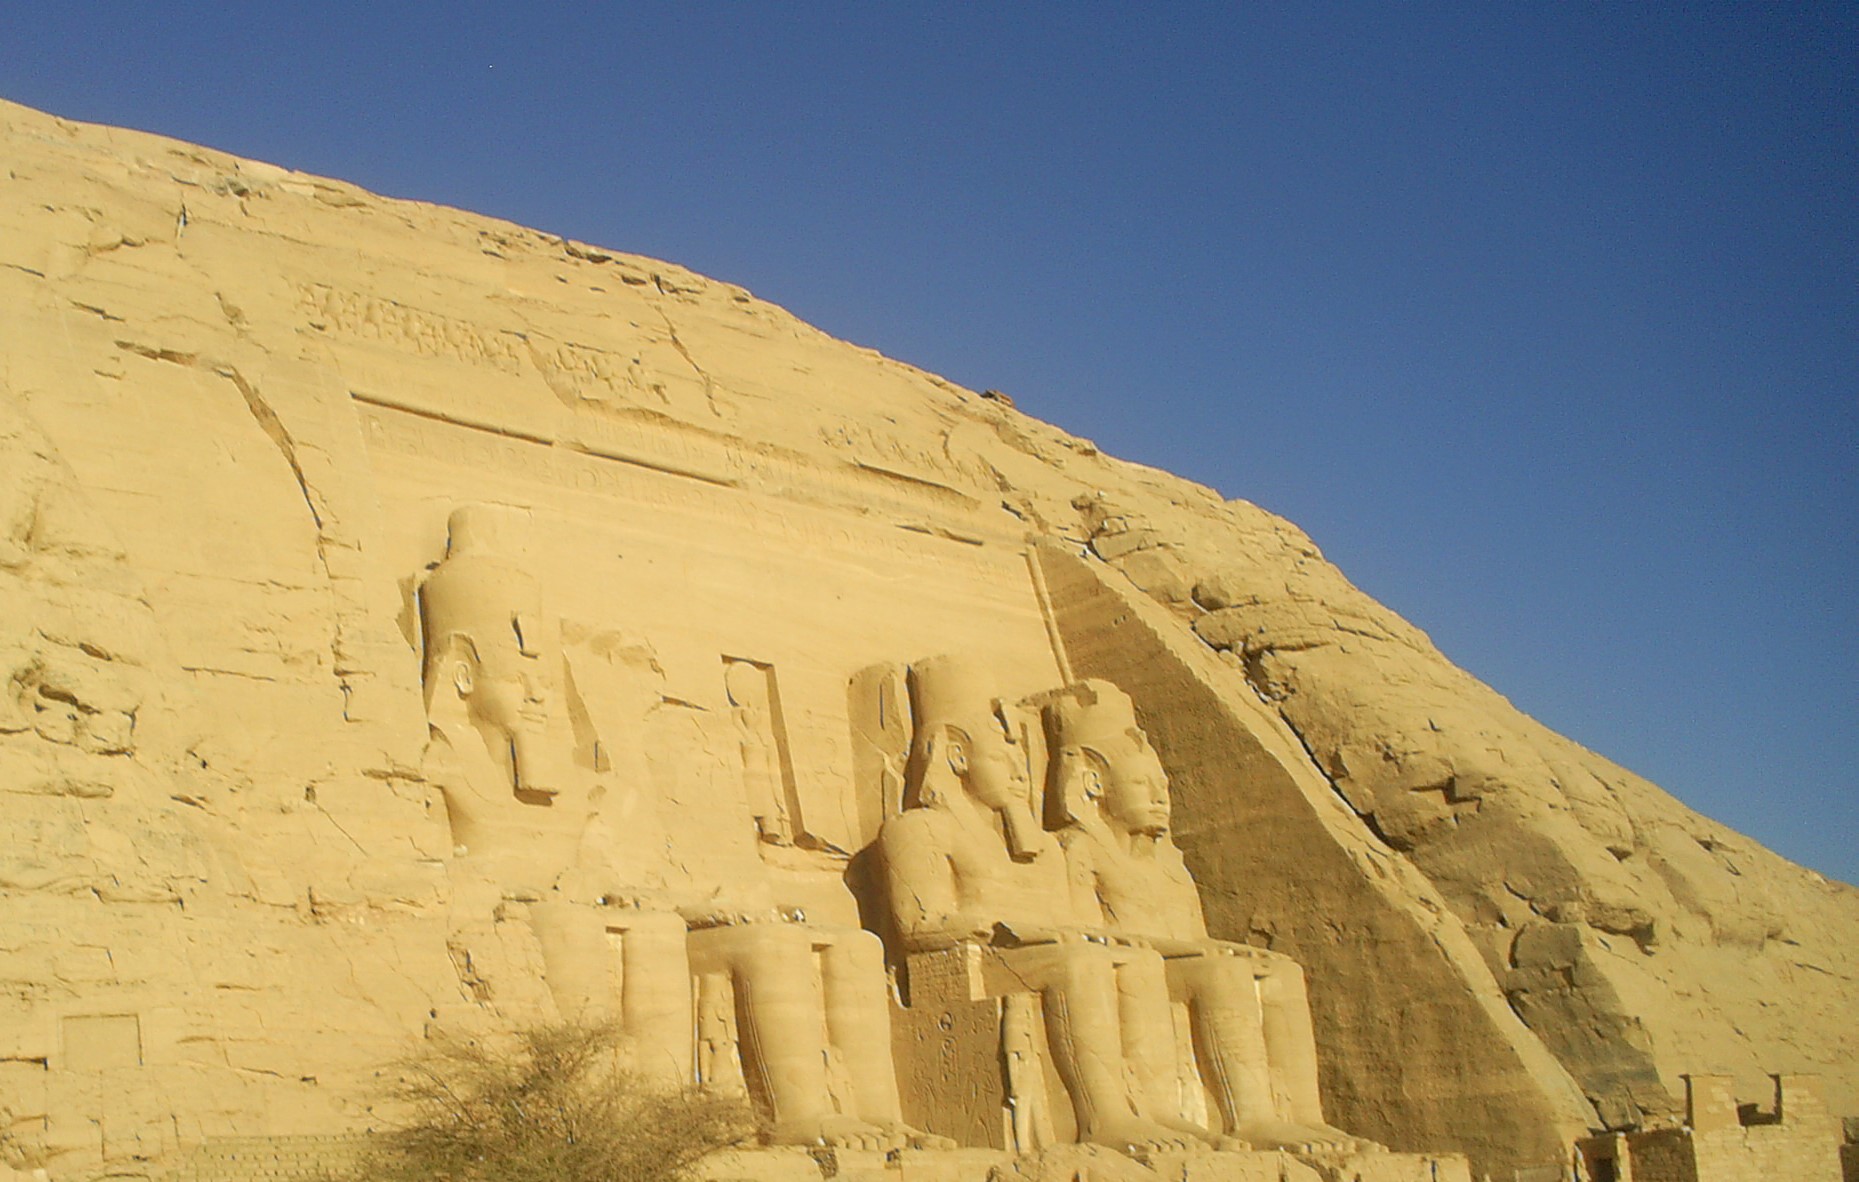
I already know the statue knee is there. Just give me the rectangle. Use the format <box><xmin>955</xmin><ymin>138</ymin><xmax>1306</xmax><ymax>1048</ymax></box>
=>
<box><xmin>618</xmin><ymin>908</ymin><xmax>688</xmax><ymax>941</ymax></box>
<box><xmin>690</xmin><ymin>920</ymin><xmax>807</xmax><ymax>976</ymax></box>
<box><xmin>739</xmin><ymin>924</ymin><xmax>813</xmax><ymax>977</ymax></box>
<box><xmin>1044</xmin><ymin>943</ymin><xmax>1121</xmax><ymax>996</ymax></box>
<box><xmin>1120</xmin><ymin>945</ymin><xmax>1169</xmax><ymax>984</ymax></box>
<box><xmin>825</xmin><ymin>928</ymin><xmax>888</xmax><ymax>983</ymax></box>
<box><xmin>1258</xmin><ymin>955</ymin><xmax>1310</xmax><ymax>1001</ymax></box>
<box><xmin>1167</xmin><ymin>954</ymin><xmax>1245</xmax><ymax>1004</ymax></box>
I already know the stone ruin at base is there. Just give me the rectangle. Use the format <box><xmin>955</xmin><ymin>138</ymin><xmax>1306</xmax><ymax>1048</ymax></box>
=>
<box><xmin>1</xmin><ymin>98</ymin><xmax>1855</xmax><ymax>1182</ymax></box>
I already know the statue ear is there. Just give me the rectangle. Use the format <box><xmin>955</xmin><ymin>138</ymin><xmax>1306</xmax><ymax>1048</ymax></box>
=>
<box><xmin>941</xmin><ymin>727</ymin><xmax>970</xmax><ymax>776</ymax></box>
<box><xmin>1065</xmin><ymin>748</ymin><xmax>1110</xmax><ymax>824</ymax></box>
<box><xmin>452</xmin><ymin>658</ymin><xmax>474</xmax><ymax>699</ymax></box>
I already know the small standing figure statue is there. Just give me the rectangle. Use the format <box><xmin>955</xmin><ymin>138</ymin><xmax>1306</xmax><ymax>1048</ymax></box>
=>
<box><xmin>1002</xmin><ymin>992</ymin><xmax>1053</xmax><ymax>1154</ymax></box>
<box><xmin>726</xmin><ymin>659</ymin><xmax>794</xmax><ymax>846</ymax></box>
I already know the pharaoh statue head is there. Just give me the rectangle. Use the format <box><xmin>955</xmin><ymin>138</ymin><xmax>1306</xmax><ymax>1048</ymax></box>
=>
<box><xmin>901</xmin><ymin>656</ymin><xmax>1049</xmax><ymax>863</ymax></box>
<box><xmin>418</xmin><ymin>505</ymin><xmax>558</xmax><ymax>798</ymax></box>
<box><xmin>904</xmin><ymin>656</ymin><xmax>1027</xmax><ymax>811</ymax></box>
<box><xmin>1043</xmin><ymin>679</ymin><xmax>1171</xmax><ymax>838</ymax></box>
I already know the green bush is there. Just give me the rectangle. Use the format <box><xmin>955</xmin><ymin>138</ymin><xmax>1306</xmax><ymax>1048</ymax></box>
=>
<box><xmin>367</xmin><ymin>1021</ymin><xmax>755</xmax><ymax>1182</ymax></box>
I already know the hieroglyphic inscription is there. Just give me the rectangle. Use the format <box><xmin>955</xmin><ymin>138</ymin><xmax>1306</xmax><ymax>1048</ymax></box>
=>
<box><xmin>562</xmin><ymin>408</ymin><xmax>738</xmax><ymax>487</ymax></box>
<box><xmin>355</xmin><ymin>386</ymin><xmax>1024</xmax><ymax>556</ymax></box>
<box><xmin>298</xmin><ymin>275</ymin><xmax>1008</xmax><ymax>530</ymax></box>
<box><xmin>821</xmin><ymin>421</ymin><xmax>996</xmax><ymax>499</ymax></box>
<box><xmin>727</xmin><ymin>444</ymin><xmax>1004</xmax><ymax>543</ymax></box>
<box><xmin>358</xmin><ymin>402</ymin><xmax>1016</xmax><ymax>580</ymax></box>
<box><xmin>300</xmin><ymin>281</ymin><xmax>704</xmax><ymax>418</ymax></box>
<box><xmin>297</xmin><ymin>284</ymin><xmax>528</xmax><ymax>372</ymax></box>
<box><xmin>525</xmin><ymin>333</ymin><xmax>698</xmax><ymax>412</ymax></box>
<box><xmin>527</xmin><ymin>335</ymin><xmax>633</xmax><ymax>402</ymax></box>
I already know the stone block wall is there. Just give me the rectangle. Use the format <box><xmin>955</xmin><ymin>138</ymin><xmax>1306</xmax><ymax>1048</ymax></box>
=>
<box><xmin>1574</xmin><ymin>1074</ymin><xmax>1843</xmax><ymax>1182</ymax></box>
<box><xmin>159</xmin><ymin>1136</ymin><xmax>366</xmax><ymax>1182</ymax></box>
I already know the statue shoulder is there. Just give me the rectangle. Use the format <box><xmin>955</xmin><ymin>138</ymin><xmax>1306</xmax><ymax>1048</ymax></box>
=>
<box><xmin>1054</xmin><ymin>822</ymin><xmax>1104</xmax><ymax>856</ymax></box>
<box><xmin>879</xmin><ymin>806</ymin><xmax>951</xmax><ymax>852</ymax></box>
<box><xmin>1161</xmin><ymin>840</ymin><xmax>1197</xmax><ymax>881</ymax></box>
<box><xmin>1054</xmin><ymin>823</ymin><xmax>1114</xmax><ymax>881</ymax></box>
<box><xmin>421</xmin><ymin>725</ymin><xmax>461</xmax><ymax>777</ymax></box>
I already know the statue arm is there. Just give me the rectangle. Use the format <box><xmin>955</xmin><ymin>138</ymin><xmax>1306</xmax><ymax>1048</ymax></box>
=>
<box><xmin>1154</xmin><ymin>857</ymin><xmax>1265</xmax><ymax>959</ymax></box>
<box><xmin>561</xmin><ymin>800</ymin><xmax>633</xmax><ymax>903</ymax></box>
<box><xmin>1059</xmin><ymin>830</ymin><xmax>1110</xmax><ymax>929</ymax></box>
<box><xmin>881</xmin><ymin>815</ymin><xmax>994</xmax><ymax>951</ymax></box>
<box><xmin>424</xmin><ymin>730</ymin><xmax>500</xmax><ymax>857</ymax></box>
<box><xmin>1163</xmin><ymin>847</ymin><xmax>1213</xmax><ymax>941</ymax></box>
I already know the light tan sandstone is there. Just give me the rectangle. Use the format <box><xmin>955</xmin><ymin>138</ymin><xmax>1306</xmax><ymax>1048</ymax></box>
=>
<box><xmin>0</xmin><ymin>97</ymin><xmax>1851</xmax><ymax>1182</ymax></box>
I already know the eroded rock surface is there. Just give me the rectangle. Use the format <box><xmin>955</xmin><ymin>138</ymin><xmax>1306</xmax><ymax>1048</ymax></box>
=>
<box><xmin>1067</xmin><ymin>490</ymin><xmax>1858</xmax><ymax>1132</ymax></box>
<box><xmin>0</xmin><ymin>97</ymin><xmax>1852</xmax><ymax>1182</ymax></box>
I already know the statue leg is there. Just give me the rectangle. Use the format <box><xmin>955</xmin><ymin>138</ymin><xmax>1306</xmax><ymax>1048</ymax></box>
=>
<box><xmin>818</xmin><ymin>929</ymin><xmax>905</xmax><ymax>1126</ymax></box>
<box><xmin>1116</xmin><ymin>948</ymin><xmax>1214</xmax><ymax>1142</ymax></box>
<box><xmin>526</xmin><ymin>903</ymin><xmax>695</xmax><ymax>1086</ymax></box>
<box><xmin>1170</xmin><ymin>952</ymin><xmax>1353</xmax><ymax>1152</ymax></box>
<box><xmin>610</xmin><ymin>909</ymin><xmax>695</xmax><ymax>1089</ymax></box>
<box><xmin>527</xmin><ymin>899</ymin><xmax>617</xmax><ymax>1022</ymax></box>
<box><xmin>1165</xmin><ymin>954</ymin><xmax>1277</xmax><ymax>1145</ymax></box>
<box><xmin>997</xmin><ymin>943</ymin><xmax>1193</xmax><ymax>1154</ymax></box>
<box><xmin>691</xmin><ymin>924</ymin><xmax>890</xmax><ymax>1148</ymax></box>
<box><xmin>1256</xmin><ymin>956</ymin><xmax>1331</xmax><ymax>1131</ymax></box>
<box><xmin>819</xmin><ymin>931</ymin><xmax>956</xmax><ymax>1148</ymax></box>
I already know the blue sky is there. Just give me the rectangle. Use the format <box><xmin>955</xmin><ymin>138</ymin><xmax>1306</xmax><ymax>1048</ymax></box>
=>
<box><xmin>4</xmin><ymin>4</ymin><xmax>1854</xmax><ymax>884</ymax></box>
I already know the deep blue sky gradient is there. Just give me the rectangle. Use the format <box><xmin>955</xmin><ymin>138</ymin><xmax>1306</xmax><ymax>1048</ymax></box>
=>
<box><xmin>4</xmin><ymin>4</ymin><xmax>1853</xmax><ymax>882</ymax></box>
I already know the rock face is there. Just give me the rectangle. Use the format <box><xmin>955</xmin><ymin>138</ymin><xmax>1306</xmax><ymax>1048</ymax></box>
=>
<box><xmin>0</xmin><ymin>97</ymin><xmax>1853</xmax><ymax>1182</ymax></box>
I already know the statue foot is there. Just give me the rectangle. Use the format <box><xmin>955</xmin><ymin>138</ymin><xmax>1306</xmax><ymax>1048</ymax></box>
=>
<box><xmin>1084</xmin><ymin>1119</ymin><xmax>1202</xmax><ymax>1158</ymax></box>
<box><xmin>769</xmin><ymin>1115</ymin><xmax>901</xmax><ymax>1150</ymax></box>
<box><xmin>1232</xmin><ymin>1119</ymin><xmax>1360</xmax><ymax>1154</ymax></box>
<box><xmin>1156</xmin><ymin>1117</ymin><xmax>1219</xmax><ymax>1150</ymax></box>
<box><xmin>864</xmin><ymin>1120</ymin><xmax>956</xmax><ymax>1151</ymax></box>
<box><xmin>1307</xmin><ymin>1121</ymin><xmax>1377</xmax><ymax>1152</ymax></box>
<box><xmin>897</xmin><ymin>1126</ymin><xmax>958</xmax><ymax>1151</ymax></box>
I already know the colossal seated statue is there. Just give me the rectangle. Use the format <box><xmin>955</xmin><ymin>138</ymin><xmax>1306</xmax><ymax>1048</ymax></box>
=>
<box><xmin>417</xmin><ymin>505</ymin><xmax>692</xmax><ymax>1085</ymax></box>
<box><xmin>556</xmin><ymin>637</ymin><xmax>921</xmax><ymax>1148</ymax></box>
<box><xmin>417</xmin><ymin>504</ymin><xmax>576</xmax><ymax>897</ymax></box>
<box><xmin>417</xmin><ymin>507</ymin><xmax>1348</xmax><ymax>1158</ymax></box>
<box><xmin>1041</xmin><ymin>679</ymin><xmax>1357</xmax><ymax>1153</ymax></box>
<box><xmin>597</xmin><ymin>652</ymin><xmax>931</xmax><ymax>1149</ymax></box>
<box><xmin>878</xmin><ymin>656</ymin><xmax>1199</xmax><ymax>1154</ymax></box>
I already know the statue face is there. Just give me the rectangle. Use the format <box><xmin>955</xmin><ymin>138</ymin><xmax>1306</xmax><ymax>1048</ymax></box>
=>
<box><xmin>963</xmin><ymin>708</ymin><xmax>1030</xmax><ymax>812</ymax></box>
<box><xmin>455</xmin><ymin>641</ymin><xmax>555</xmax><ymax>795</ymax></box>
<box><xmin>465</xmin><ymin>651</ymin><xmax>552</xmax><ymax>739</ymax></box>
<box><xmin>1101</xmin><ymin>738</ymin><xmax>1171</xmax><ymax>836</ymax></box>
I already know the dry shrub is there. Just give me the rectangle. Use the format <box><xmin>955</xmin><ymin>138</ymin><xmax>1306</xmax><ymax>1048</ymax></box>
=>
<box><xmin>367</xmin><ymin>1020</ymin><xmax>755</xmax><ymax>1182</ymax></box>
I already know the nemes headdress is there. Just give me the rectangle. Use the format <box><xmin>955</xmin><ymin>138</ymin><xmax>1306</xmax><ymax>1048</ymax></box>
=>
<box><xmin>1039</xmin><ymin>679</ymin><xmax>1143</xmax><ymax>828</ymax></box>
<box><xmin>904</xmin><ymin>655</ymin><xmax>1006</xmax><ymax>810</ymax></box>
<box><xmin>906</xmin><ymin>655</ymin><xmax>999</xmax><ymax>733</ymax></box>
<box><xmin>418</xmin><ymin>504</ymin><xmax>542</xmax><ymax>684</ymax></box>
<box><xmin>1044</xmin><ymin>679</ymin><xmax>1141</xmax><ymax>755</ymax></box>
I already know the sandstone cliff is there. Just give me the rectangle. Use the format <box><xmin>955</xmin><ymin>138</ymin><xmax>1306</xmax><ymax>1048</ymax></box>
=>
<box><xmin>1</xmin><ymin>97</ymin><xmax>1853</xmax><ymax>1180</ymax></box>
